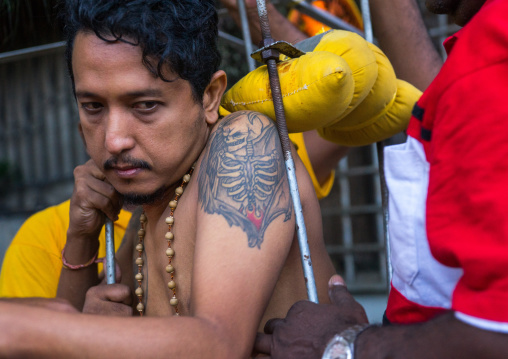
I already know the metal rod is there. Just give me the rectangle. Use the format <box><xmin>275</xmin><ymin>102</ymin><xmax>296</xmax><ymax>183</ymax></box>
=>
<box><xmin>360</xmin><ymin>0</ymin><xmax>374</xmax><ymax>43</ymax></box>
<box><xmin>291</xmin><ymin>0</ymin><xmax>364</xmax><ymax>36</ymax></box>
<box><xmin>0</xmin><ymin>41</ymin><xmax>66</xmax><ymax>64</ymax></box>
<box><xmin>105</xmin><ymin>218</ymin><xmax>116</xmax><ymax>285</ymax></box>
<box><xmin>237</xmin><ymin>0</ymin><xmax>256</xmax><ymax>72</ymax></box>
<box><xmin>255</xmin><ymin>0</ymin><xmax>318</xmax><ymax>303</ymax></box>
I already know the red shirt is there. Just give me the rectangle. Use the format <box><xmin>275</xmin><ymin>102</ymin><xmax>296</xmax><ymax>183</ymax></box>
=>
<box><xmin>385</xmin><ymin>0</ymin><xmax>508</xmax><ymax>330</ymax></box>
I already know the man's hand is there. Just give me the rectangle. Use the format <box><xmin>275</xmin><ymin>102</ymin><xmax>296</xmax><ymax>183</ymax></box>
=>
<box><xmin>68</xmin><ymin>159</ymin><xmax>123</xmax><ymax>243</ymax></box>
<box><xmin>58</xmin><ymin>159</ymin><xmax>123</xmax><ymax>310</ymax></box>
<box><xmin>254</xmin><ymin>275</ymin><xmax>368</xmax><ymax>358</ymax></box>
<box><xmin>82</xmin><ymin>283</ymin><xmax>133</xmax><ymax>316</ymax></box>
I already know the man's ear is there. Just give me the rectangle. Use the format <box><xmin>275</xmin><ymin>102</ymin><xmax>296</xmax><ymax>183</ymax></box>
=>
<box><xmin>202</xmin><ymin>70</ymin><xmax>227</xmax><ymax>126</ymax></box>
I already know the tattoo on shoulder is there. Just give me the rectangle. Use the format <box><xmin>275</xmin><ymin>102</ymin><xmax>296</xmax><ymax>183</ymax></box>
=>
<box><xmin>198</xmin><ymin>111</ymin><xmax>292</xmax><ymax>249</ymax></box>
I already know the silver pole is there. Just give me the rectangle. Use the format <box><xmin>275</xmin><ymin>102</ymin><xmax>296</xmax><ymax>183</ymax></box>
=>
<box><xmin>255</xmin><ymin>0</ymin><xmax>318</xmax><ymax>303</ymax></box>
<box><xmin>237</xmin><ymin>0</ymin><xmax>256</xmax><ymax>72</ymax></box>
<box><xmin>360</xmin><ymin>0</ymin><xmax>392</xmax><ymax>285</ymax></box>
<box><xmin>105</xmin><ymin>218</ymin><xmax>116</xmax><ymax>284</ymax></box>
<box><xmin>360</xmin><ymin>0</ymin><xmax>374</xmax><ymax>43</ymax></box>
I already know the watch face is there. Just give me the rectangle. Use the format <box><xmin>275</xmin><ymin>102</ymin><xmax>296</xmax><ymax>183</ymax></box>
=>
<box><xmin>322</xmin><ymin>336</ymin><xmax>352</xmax><ymax>359</ymax></box>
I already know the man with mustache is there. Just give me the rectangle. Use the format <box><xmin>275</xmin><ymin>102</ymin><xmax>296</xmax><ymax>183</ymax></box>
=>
<box><xmin>0</xmin><ymin>0</ymin><xmax>337</xmax><ymax>357</ymax></box>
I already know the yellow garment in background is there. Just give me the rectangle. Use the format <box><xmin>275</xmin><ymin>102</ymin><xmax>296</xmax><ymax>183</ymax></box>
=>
<box><xmin>0</xmin><ymin>201</ymin><xmax>131</xmax><ymax>298</ymax></box>
<box><xmin>289</xmin><ymin>132</ymin><xmax>334</xmax><ymax>200</ymax></box>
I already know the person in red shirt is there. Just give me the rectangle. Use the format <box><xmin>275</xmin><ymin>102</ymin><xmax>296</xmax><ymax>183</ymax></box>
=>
<box><xmin>254</xmin><ymin>0</ymin><xmax>508</xmax><ymax>358</ymax></box>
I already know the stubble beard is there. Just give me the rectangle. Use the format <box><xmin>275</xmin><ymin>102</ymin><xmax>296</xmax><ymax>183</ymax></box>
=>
<box><xmin>121</xmin><ymin>185</ymin><xmax>168</xmax><ymax>206</ymax></box>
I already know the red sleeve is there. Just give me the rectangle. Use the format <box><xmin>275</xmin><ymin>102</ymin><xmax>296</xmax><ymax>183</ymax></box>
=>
<box><xmin>426</xmin><ymin>59</ymin><xmax>508</xmax><ymax>323</ymax></box>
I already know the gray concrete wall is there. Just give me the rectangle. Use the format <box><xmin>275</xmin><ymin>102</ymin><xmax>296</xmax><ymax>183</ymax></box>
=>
<box><xmin>0</xmin><ymin>215</ymin><xmax>27</xmax><ymax>268</ymax></box>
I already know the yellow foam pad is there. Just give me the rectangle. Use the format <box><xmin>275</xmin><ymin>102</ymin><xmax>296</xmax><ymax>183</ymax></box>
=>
<box><xmin>320</xmin><ymin>79</ymin><xmax>422</xmax><ymax>146</ymax></box>
<box><xmin>221</xmin><ymin>29</ymin><xmax>422</xmax><ymax>146</ymax></box>
<box><xmin>221</xmin><ymin>50</ymin><xmax>354</xmax><ymax>133</ymax></box>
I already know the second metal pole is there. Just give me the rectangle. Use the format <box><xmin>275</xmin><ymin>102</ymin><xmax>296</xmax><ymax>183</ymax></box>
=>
<box><xmin>105</xmin><ymin>218</ymin><xmax>116</xmax><ymax>285</ymax></box>
<box><xmin>255</xmin><ymin>0</ymin><xmax>318</xmax><ymax>303</ymax></box>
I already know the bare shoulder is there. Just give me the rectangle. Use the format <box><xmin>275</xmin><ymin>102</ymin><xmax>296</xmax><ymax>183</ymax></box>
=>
<box><xmin>197</xmin><ymin>111</ymin><xmax>293</xmax><ymax>249</ymax></box>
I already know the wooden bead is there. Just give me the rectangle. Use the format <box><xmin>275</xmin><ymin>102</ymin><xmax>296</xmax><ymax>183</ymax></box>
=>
<box><xmin>165</xmin><ymin>216</ymin><xmax>174</xmax><ymax>225</ymax></box>
<box><xmin>136</xmin><ymin>243</ymin><xmax>143</xmax><ymax>252</ymax></box>
<box><xmin>135</xmin><ymin>287</ymin><xmax>143</xmax><ymax>297</ymax></box>
<box><xmin>137</xmin><ymin>302</ymin><xmax>144</xmax><ymax>312</ymax></box>
<box><xmin>166</xmin><ymin>248</ymin><xmax>175</xmax><ymax>257</ymax></box>
<box><xmin>168</xmin><ymin>280</ymin><xmax>176</xmax><ymax>289</ymax></box>
<box><xmin>169</xmin><ymin>200</ymin><xmax>178</xmax><ymax>209</ymax></box>
<box><xmin>165</xmin><ymin>231</ymin><xmax>174</xmax><ymax>241</ymax></box>
<box><xmin>135</xmin><ymin>273</ymin><xmax>143</xmax><ymax>281</ymax></box>
<box><xmin>175</xmin><ymin>187</ymin><xmax>184</xmax><ymax>196</ymax></box>
<box><xmin>139</xmin><ymin>213</ymin><xmax>147</xmax><ymax>222</ymax></box>
<box><xmin>138</xmin><ymin>228</ymin><xmax>145</xmax><ymax>237</ymax></box>
<box><xmin>183</xmin><ymin>174</ymin><xmax>191</xmax><ymax>183</ymax></box>
<box><xmin>166</xmin><ymin>264</ymin><xmax>174</xmax><ymax>273</ymax></box>
<box><xmin>170</xmin><ymin>296</ymin><xmax>179</xmax><ymax>306</ymax></box>
<box><xmin>136</xmin><ymin>257</ymin><xmax>144</xmax><ymax>266</ymax></box>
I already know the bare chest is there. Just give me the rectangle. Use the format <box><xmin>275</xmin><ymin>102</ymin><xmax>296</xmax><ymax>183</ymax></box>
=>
<box><xmin>133</xmin><ymin>186</ymin><xmax>198</xmax><ymax>317</ymax></box>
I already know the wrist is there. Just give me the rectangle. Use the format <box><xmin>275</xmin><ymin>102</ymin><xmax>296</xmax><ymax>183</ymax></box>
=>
<box><xmin>322</xmin><ymin>324</ymin><xmax>377</xmax><ymax>359</ymax></box>
<box><xmin>64</xmin><ymin>230</ymin><xmax>100</xmax><ymax>260</ymax></box>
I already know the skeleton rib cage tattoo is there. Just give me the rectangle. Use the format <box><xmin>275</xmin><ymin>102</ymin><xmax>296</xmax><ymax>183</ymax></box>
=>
<box><xmin>198</xmin><ymin>111</ymin><xmax>292</xmax><ymax>248</ymax></box>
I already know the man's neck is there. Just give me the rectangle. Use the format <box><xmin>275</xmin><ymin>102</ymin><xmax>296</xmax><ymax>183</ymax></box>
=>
<box><xmin>141</xmin><ymin>185</ymin><xmax>179</xmax><ymax>222</ymax></box>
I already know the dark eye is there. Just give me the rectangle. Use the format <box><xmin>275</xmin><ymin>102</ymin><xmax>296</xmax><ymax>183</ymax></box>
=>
<box><xmin>133</xmin><ymin>101</ymin><xmax>159</xmax><ymax>111</ymax></box>
<box><xmin>81</xmin><ymin>102</ymin><xmax>103</xmax><ymax>113</ymax></box>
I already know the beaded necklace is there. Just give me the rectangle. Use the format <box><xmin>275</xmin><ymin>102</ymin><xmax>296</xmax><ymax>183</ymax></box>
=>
<box><xmin>135</xmin><ymin>164</ymin><xmax>195</xmax><ymax>316</ymax></box>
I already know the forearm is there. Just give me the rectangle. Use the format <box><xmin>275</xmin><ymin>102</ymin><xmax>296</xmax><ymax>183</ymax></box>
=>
<box><xmin>302</xmin><ymin>131</ymin><xmax>348</xmax><ymax>186</ymax></box>
<box><xmin>356</xmin><ymin>312</ymin><xmax>508</xmax><ymax>358</ymax></box>
<box><xmin>56</xmin><ymin>231</ymin><xmax>101</xmax><ymax>310</ymax></box>
<box><xmin>0</xmin><ymin>301</ymin><xmax>244</xmax><ymax>358</ymax></box>
<box><xmin>369</xmin><ymin>0</ymin><xmax>442</xmax><ymax>90</ymax></box>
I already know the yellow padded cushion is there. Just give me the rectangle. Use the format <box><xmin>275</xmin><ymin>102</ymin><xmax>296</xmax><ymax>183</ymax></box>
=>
<box><xmin>304</xmin><ymin>30</ymin><xmax>378</xmax><ymax>119</ymax></box>
<box><xmin>221</xmin><ymin>30</ymin><xmax>422</xmax><ymax>146</ymax></box>
<box><xmin>221</xmin><ymin>51</ymin><xmax>354</xmax><ymax>133</ymax></box>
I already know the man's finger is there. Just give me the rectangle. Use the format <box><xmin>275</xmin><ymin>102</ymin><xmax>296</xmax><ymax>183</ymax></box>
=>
<box><xmin>328</xmin><ymin>274</ymin><xmax>352</xmax><ymax>305</ymax></box>
<box><xmin>264</xmin><ymin>317</ymin><xmax>284</xmax><ymax>334</ymax></box>
<box><xmin>253</xmin><ymin>332</ymin><xmax>272</xmax><ymax>355</ymax></box>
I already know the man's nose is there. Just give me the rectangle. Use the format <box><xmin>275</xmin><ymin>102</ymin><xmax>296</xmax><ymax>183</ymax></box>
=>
<box><xmin>104</xmin><ymin>109</ymin><xmax>135</xmax><ymax>155</ymax></box>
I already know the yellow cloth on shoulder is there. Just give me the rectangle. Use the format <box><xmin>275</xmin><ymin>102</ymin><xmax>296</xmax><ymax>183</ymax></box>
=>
<box><xmin>0</xmin><ymin>201</ymin><xmax>131</xmax><ymax>298</ymax></box>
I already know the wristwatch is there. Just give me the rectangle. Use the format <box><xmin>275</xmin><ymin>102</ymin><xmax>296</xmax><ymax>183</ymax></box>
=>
<box><xmin>321</xmin><ymin>324</ymin><xmax>371</xmax><ymax>359</ymax></box>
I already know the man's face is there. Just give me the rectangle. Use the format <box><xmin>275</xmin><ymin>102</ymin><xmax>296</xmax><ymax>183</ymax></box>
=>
<box><xmin>73</xmin><ymin>32</ymin><xmax>210</xmax><ymax>203</ymax></box>
<box><xmin>425</xmin><ymin>0</ymin><xmax>487</xmax><ymax>25</ymax></box>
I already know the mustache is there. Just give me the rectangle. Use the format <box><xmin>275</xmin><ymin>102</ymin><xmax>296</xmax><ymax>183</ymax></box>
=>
<box><xmin>103</xmin><ymin>156</ymin><xmax>152</xmax><ymax>171</ymax></box>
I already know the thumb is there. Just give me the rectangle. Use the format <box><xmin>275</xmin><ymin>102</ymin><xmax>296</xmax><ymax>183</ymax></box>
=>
<box><xmin>328</xmin><ymin>274</ymin><xmax>349</xmax><ymax>304</ymax></box>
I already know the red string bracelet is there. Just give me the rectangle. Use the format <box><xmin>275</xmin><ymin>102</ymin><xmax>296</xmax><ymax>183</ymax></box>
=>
<box><xmin>61</xmin><ymin>247</ymin><xmax>102</xmax><ymax>270</ymax></box>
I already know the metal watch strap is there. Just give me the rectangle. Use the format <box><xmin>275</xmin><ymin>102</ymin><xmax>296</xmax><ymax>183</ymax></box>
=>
<box><xmin>322</xmin><ymin>324</ymin><xmax>372</xmax><ymax>359</ymax></box>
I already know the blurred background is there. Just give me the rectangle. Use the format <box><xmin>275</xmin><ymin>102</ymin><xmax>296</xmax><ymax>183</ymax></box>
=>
<box><xmin>0</xmin><ymin>0</ymin><xmax>458</xmax><ymax>321</ymax></box>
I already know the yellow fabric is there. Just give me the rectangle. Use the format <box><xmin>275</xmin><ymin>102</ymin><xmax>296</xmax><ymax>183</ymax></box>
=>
<box><xmin>222</xmin><ymin>51</ymin><xmax>354</xmax><ymax>133</ymax></box>
<box><xmin>317</xmin><ymin>42</ymin><xmax>421</xmax><ymax>146</ymax></box>
<box><xmin>0</xmin><ymin>201</ymin><xmax>131</xmax><ymax>298</ymax></box>
<box><xmin>307</xmin><ymin>30</ymin><xmax>378</xmax><ymax>120</ymax></box>
<box><xmin>289</xmin><ymin>132</ymin><xmax>335</xmax><ymax>199</ymax></box>
<box><xmin>219</xmin><ymin>106</ymin><xmax>334</xmax><ymax>199</ymax></box>
<box><xmin>221</xmin><ymin>30</ymin><xmax>422</xmax><ymax>146</ymax></box>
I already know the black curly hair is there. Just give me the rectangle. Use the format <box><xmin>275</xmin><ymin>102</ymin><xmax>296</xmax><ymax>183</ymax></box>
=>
<box><xmin>61</xmin><ymin>0</ymin><xmax>221</xmax><ymax>102</ymax></box>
